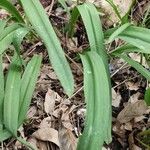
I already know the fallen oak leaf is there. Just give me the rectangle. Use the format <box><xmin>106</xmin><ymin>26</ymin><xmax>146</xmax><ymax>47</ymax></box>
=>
<box><xmin>32</xmin><ymin>128</ymin><xmax>60</xmax><ymax>147</ymax></box>
<box><xmin>44</xmin><ymin>88</ymin><xmax>62</xmax><ymax>114</ymax></box>
<box><xmin>117</xmin><ymin>100</ymin><xmax>148</xmax><ymax>123</ymax></box>
<box><xmin>58</xmin><ymin>124</ymin><xmax>77</xmax><ymax>150</ymax></box>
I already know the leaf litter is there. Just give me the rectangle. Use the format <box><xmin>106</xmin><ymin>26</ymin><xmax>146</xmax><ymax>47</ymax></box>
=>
<box><xmin>1</xmin><ymin>0</ymin><xmax>150</xmax><ymax>149</ymax></box>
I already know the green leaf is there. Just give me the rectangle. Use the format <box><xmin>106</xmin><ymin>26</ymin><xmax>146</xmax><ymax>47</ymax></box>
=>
<box><xmin>109</xmin><ymin>25</ymin><xmax>150</xmax><ymax>53</ymax></box>
<box><xmin>0</xmin><ymin>23</ymin><xmax>21</xmax><ymax>55</ymax></box>
<box><xmin>119</xmin><ymin>26</ymin><xmax>150</xmax><ymax>51</ymax></box>
<box><xmin>13</xmin><ymin>27</ymin><xmax>29</xmax><ymax>66</ymax></box>
<box><xmin>104</xmin><ymin>26</ymin><xmax>118</xmax><ymax>39</ymax></box>
<box><xmin>108</xmin><ymin>23</ymin><xmax>131</xmax><ymax>43</ymax></box>
<box><xmin>0</xmin><ymin>129</ymin><xmax>12</xmax><ymax>142</ymax></box>
<box><xmin>76</xmin><ymin>2</ymin><xmax>110</xmax><ymax>80</ymax></box>
<box><xmin>68</xmin><ymin>7</ymin><xmax>80</xmax><ymax>37</ymax></box>
<box><xmin>20</xmin><ymin>0</ymin><xmax>74</xmax><ymax>96</ymax></box>
<box><xmin>18</xmin><ymin>55</ymin><xmax>42</xmax><ymax>126</ymax></box>
<box><xmin>105</xmin><ymin>0</ymin><xmax>122</xmax><ymax>22</ymax></box>
<box><xmin>0</xmin><ymin>55</ymin><xmax>4</xmax><ymax>131</ymax></box>
<box><xmin>78</xmin><ymin>51</ymin><xmax>112</xmax><ymax>150</ymax></box>
<box><xmin>17</xmin><ymin>136</ymin><xmax>37</xmax><ymax>150</ymax></box>
<box><xmin>110</xmin><ymin>44</ymin><xmax>140</xmax><ymax>55</ymax></box>
<box><xmin>116</xmin><ymin>54</ymin><xmax>150</xmax><ymax>81</ymax></box>
<box><xmin>77</xmin><ymin>3</ymin><xmax>105</xmax><ymax>55</ymax></box>
<box><xmin>0</xmin><ymin>0</ymin><xmax>24</xmax><ymax>23</ymax></box>
<box><xmin>3</xmin><ymin>56</ymin><xmax>21</xmax><ymax>136</ymax></box>
<box><xmin>144</xmin><ymin>88</ymin><xmax>150</xmax><ymax>106</ymax></box>
<box><xmin>0</xmin><ymin>20</ymin><xmax>6</xmax><ymax>35</ymax></box>
<box><xmin>58</xmin><ymin>0</ymin><xmax>70</xmax><ymax>16</ymax></box>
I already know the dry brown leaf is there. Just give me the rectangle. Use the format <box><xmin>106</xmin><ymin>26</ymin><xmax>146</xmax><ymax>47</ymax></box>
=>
<box><xmin>33</xmin><ymin>128</ymin><xmax>60</xmax><ymax>147</ymax></box>
<box><xmin>117</xmin><ymin>100</ymin><xmax>148</xmax><ymax>123</ymax></box>
<box><xmin>58</xmin><ymin>125</ymin><xmax>77</xmax><ymax>150</ymax></box>
<box><xmin>32</xmin><ymin>128</ymin><xmax>60</xmax><ymax>147</ymax></box>
<box><xmin>112</xmin><ymin>88</ymin><xmax>121</xmax><ymax>107</ymax></box>
<box><xmin>129</xmin><ymin>92</ymin><xmax>141</xmax><ymax>103</ymax></box>
<box><xmin>27</xmin><ymin>106</ymin><xmax>37</xmax><ymax>119</ymax></box>
<box><xmin>126</xmin><ymin>81</ymin><xmax>139</xmax><ymax>91</ymax></box>
<box><xmin>44</xmin><ymin>89</ymin><xmax>61</xmax><ymax>114</ymax></box>
<box><xmin>61</xmin><ymin>105</ymin><xmax>76</xmax><ymax>130</ymax></box>
<box><xmin>124</xmin><ymin>122</ymin><xmax>132</xmax><ymax>131</ymax></box>
<box><xmin>28</xmin><ymin>137</ymin><xmax>49</xmax><ymax>150</ymax></box>
<box><xmin>40</xmin><ymin>117</ymin><xmax>51</xmax><ymax>129</ymax></box>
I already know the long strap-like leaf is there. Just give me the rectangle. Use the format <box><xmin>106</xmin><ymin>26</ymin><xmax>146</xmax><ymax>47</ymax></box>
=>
<box><xmin>75</xmin><ymin>3</ymin><xmax>112</xmax><ymax>149</ymax></box>
<box><xmin>77</xmin><ymin>3</ymin><xmax>106</xmax><ymax>58</ymax></box>
<box><xmin>0</xmin><ymin>20</ymin><xmax>6</xmax><ymax>35</ymax></box>
<box><xmin>0</xmin><ymin>23</ymin><xmax>22</xmax><ymax>55</ymax></box>
<box><xmin>13</xmin><ymin>27</ymin><xmax>29</xmax><ymax>66</ymax></box>
<box><xmin>3</xmin><ymin>56</ymin><xmax>21</xmax><ymax>136</ymax></box>
<box><xmin>0</xmin><ymin>0</ymin><xmax>24</xmax><ymax>23</ymax></box>
<box><xmin>78</xmin><ymin>51</ymin><xmax>112</xmax><ymax>150</ymax></box>
<box><xmin>20</xmin><ymin>0</ymin><xmax>74</xmax><ymax>96</ymax></box>
<box><xmin>18</xmin><ymin>55</ymin><xmax>42</xmax><ymax>126</ymax></box>
<box><xmin>0</xmin><ymin>55</ymin><xmax>4</xmax><ymax>131</ymax></box>
<box><xmin>116</xmin><ymin>54</ymin><xmax>150</xmax><ymax>81</ymax></box>
<box><xmin>0</xmin><ymin>129</ymin><xmax>12</xmax><ymax>142</ymax></box>
<box><xmin>109</xmin><ymin>24</ymin><xmax>150</xmax><ymax>53</ymax></box>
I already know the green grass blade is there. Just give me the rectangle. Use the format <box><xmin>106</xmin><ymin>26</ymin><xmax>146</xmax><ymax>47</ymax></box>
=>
<box><xmin>0</xmin><ymin>23</ymin><xmax>21</xmax><ymax>55</ymax></box>
<box><xmin>118</xmin><ymin>26</ymin><xmax>150</xmax><ymax>51</ymax></box>
<box><xmin>109</xmin><ymin>25</ymin><xmax>150</xmax><ymax>54</ymax></box>
<box><xmin>3</xmin><ymin>56</ymin><xmax>21</xmax><ymax>136</ymax></box>
<box><xmin>78</xmin><ymin>51</ymin><xmax>112</xmax><ymax>150</ymax></box>
<box><xmin>68</xmin><ymin>7</ymin><xmax>80</xmax><ymax>37</ymax></box>
<box><xmin>105</xmin><ymin>0</ymin><xmax>122</xmax><ymax>22</ymax></box>
<box><xmin>58</xmin><ymin>0</ymin><xmax>70</xmax><ymax>16</ymax></box>
<box><xmin>0</xmin><ymin>55</ymin><xmax>4</xmax><ymax>131</ymax></box>
<box><xmin>108</xmin><ymin>23</ymin><xmax>131</xmax><ymax>43</ymax></box>
<box><xmin>110</xmin><ymin>44</ymin><xmax>140</xmax><ymax>55</ymax></box>
<box><xmin>77</xmin><ymin>3</ymin><xmax>111</xmax><ymax>88</ymax></box>
<box><xmin>0</xmin><ymin>129</ymin><xmax>12</xmax><ymax>142</ymax></box>
<box><xmin>0</xmin><ymin>0</ymin><xmax>24</xmax><ymax>23</ymax></box>
<box><xmin>77</xmin><ymin>3</ymin><xmax>105</xmax><ymax>56</ymax></box>
<box><xmin>144</xmin><ymin>88</ymin><xmax>150</xmax><ymax>106</ymax></box>
<box><xmin>117</xmin><ymin>54</ymin><xmax>150</xmax><ymax>81</ymax></box>
<box><xmin>0</xmin><ymin>20</ymin><xmax>6</xmax><ymax>35</ymax></box>
<box><xmin>17</xmin><ymin>137</ymin><xmax>37</xmax><ymax>150</ymax></box>
<box><xmin>13</xmin><ymin>27</ymin><xmax>29</xmax><ymax>66</ymax></box>
<box><xmin>20</xmin><ymin>0</ymin><xmax>74</xmax><ymax>96</ymax></box>
<box><xmin>104</xmin><ymin>26</ymin><xmax>118</xmax><ymax>39</ymax></box>
<box><xmin>18</xmin><ymin>55</ymin><xmax>42</xmax><ymax>126</ymax></box>
<box><xmin>121</xmin><ymin>0</ymin><xmax>136</xmax><ymax>24</ymax></box>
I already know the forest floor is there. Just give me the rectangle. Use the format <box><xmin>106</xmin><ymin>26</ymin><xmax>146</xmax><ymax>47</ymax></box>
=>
<box><xmin>1</xmin><ymin>0</ymin><xmax>150</xmax><ymax>149</ymax></box>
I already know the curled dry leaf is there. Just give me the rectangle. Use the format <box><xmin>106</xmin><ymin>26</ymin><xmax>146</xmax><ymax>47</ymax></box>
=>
<box><xmin>112</xmin><ymin>88</ymin><xmax>121</xmax><ymax>107</ymax></box>
<box><xmin>28</xmin><ymin>137</ymin><xmax>48</xmax><ymax>150</ymax></box>
<box><xmin>61</xmin><ymin>105</ymin><xmax>76</xmax><ymax>130</ymax></box>
<box><xmin>32</xmin><ymin>128</ymin><xmax>60</xmax><ymax>147</ymax></box>
<box><xmin>58</xmin><ymin>125</ymin><xmax>77</xmax><ymax>150</ymax></box>
<box><xmin>44</xmin><ymin>88</ymin><xmax>62</xmax><ymax>114</ymax></box>
<box><xmin>117</xmin><ymin>100</ymin><xmax>148</xmax><ymax>123</ymax></box>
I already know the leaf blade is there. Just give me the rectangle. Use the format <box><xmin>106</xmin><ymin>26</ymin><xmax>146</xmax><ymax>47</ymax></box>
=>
<box><xmin>116</xmin><ymin>54</ymin><xmax>150</xmax><ymax>81</ymax></box>
<box><xmin>20</xmin><ymin>0</ymin><xmax>74</xmax><ymax>96</ymax></box>
<box><xmin>0</xmin><ymin>55</ymin><xmax>4</xmax><ymax>131</ymax></box>
<box><xmin>0</xmin><ymin>0</ymin><xmax>24</xmax><ymax>23</ymax></box>
<box><xmin>78</xmin><ymin>51</ymin><xmax>112</xmax><ymax>150</ymax></box>
<box><xmin>3</xmin><ymin>56</ymin><xmax>21</xmax><ymax>136</ymax></box>
<box><xmin>18</xmin><ymin>55</ymin><xmax>42</xmax><ymax>126</ymax></box>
